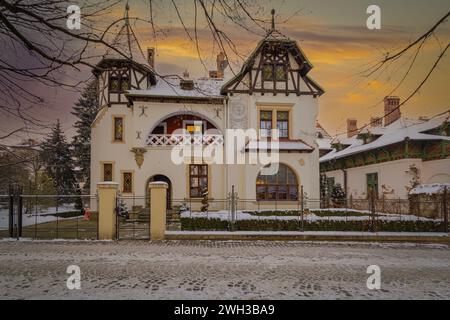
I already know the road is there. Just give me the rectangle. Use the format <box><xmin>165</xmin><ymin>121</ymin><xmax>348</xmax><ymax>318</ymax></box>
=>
<box><xmin>0</xmin><ymin>240</ymin><xmax>448</xmax><ymax>299</ymax></box>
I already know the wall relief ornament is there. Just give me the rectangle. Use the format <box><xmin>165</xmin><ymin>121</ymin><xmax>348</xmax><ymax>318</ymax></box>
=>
<box><xmin>131</xmin><ymin>147</ymin><xmax>147</xmax><ymax>169</ymax></box>
<box><xmin>229</xmin><ymin>97</ymin><xmax>247</xmax><ymax>129</ymax></box>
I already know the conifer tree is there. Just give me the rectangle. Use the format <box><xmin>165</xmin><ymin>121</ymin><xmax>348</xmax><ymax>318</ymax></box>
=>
<box><xmin>41</xmin><ymin>120</ymin><xmax>76</xmax><ymax>195</ymax></box>
<box><xmin>71</xmin><ymin>80</ymin><xmax>98</xmax><ymax>193</ymax></box>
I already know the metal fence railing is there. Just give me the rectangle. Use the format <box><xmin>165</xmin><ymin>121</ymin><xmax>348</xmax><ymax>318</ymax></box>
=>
<box><xmin>0</xmin><ymin>194</ymin><xmax>98</xmax><ymax>240</ymax></box>
<box><xmin>116</xmin><ymin>194</ymin><xmax>149</xmax><ymax>240</ymax></box>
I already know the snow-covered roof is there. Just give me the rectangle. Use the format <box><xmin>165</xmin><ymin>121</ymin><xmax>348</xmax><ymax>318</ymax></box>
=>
<box><xmin>126</xmin><ymin>76</ymin><xmax>225</xmax><ymax>100</ymax></box>
<box><xmin>409</xmin><ymin>183</ymin><xmax>450</xmax><ymax>195</ymax></box>
<box><xmin>320</xmin><ymin>113</ymin><xmax>450</xmax><ymax>162</ymax></box>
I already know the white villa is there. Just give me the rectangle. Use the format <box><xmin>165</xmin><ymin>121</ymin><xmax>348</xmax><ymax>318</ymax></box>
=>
<box><xmin>90</xmin><ymin>7</ymin><xmax>324</xmax><ymax>210</ymax></box>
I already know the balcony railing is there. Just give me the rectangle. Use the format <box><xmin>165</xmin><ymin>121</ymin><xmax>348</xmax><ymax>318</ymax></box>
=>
<box><xmin>146</xmin><ymin>134</ymin><xmax>224</xmax><ymax>147</ymax></box>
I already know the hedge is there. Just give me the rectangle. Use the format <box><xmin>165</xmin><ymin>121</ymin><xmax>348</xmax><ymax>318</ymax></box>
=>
<box><xmin>180</xmin><ymin>217</ymin><xmax>445</xmax><ymax>232</ymax></box>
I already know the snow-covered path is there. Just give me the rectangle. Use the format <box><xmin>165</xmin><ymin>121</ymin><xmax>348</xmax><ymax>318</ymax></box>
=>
<box><xmin>0</xmin><ymin>241</ymin><xmax>448</xmax><ymax>299</ymax></box>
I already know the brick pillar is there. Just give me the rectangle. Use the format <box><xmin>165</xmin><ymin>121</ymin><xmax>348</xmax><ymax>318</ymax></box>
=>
<box><xmin>149</xmin><ymin>182</ymin><xmax>168</xmax><ymax>240</ymax></box>
<box><xmin>97</xmin><ymin>182</ymin><xmax>118</xmax><ymax>240</ymax></box>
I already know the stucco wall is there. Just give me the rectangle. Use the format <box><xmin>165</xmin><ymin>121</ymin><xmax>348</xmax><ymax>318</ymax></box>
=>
<box><xmin>324</xmin><ymin>158</ymin><xmax>450</xmax><ymax>199</ymax></box>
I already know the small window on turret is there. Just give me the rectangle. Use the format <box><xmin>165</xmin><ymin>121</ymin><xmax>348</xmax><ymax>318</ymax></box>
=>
<box><xmin>109</xmin><ymin>75</ymin><xmax>130</xmax><ymax>93</ymax></box>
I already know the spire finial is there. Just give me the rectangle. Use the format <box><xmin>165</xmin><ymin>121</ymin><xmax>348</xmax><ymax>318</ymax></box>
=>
<box><xmin>125</xmin><ymin>1</ymin><xmax>130</xmax><ymax>26</ymax></box>
<box><xmin>271</xmin><ymin>8</ymin><xmax>275</xmax><ymax>30</ymax></box>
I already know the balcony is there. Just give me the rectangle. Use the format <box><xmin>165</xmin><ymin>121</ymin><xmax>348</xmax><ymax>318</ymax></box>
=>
<box><xmin>146</xmin><ymin>134</ymin><xmax>224</xmax><ymax>147</ymax></box>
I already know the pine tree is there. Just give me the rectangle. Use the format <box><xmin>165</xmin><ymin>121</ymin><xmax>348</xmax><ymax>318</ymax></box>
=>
<box><xmin>71</xmin><ymin>80</ymin><xmax>98</xmax><ymax>193</ymax></box>
<box><xmin>331</xmin><ymin>183</ymin><xmax>346</xmax><ymax>207</ymax></box>
<box><xmin>40</xmin><ymin>120</ymin><xmax>76</xmax><ymax>195</ymax></box>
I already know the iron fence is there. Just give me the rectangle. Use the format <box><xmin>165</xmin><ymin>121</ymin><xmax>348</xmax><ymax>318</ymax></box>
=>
<box><xmin>0</xmin><ymin>194</ymin><xmax>99</xmax><ymax>240</ymax></box>
<box><xmin>116</xmin><ymin>194</ymin><xmax>150</xmax><ymax>240</ymax></box>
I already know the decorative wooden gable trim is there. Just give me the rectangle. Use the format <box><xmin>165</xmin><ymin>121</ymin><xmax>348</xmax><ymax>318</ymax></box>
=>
<box><xmin>222</xmin><ymin>39</ymin><xmax>324</xmax><ymax>97</ymax></box>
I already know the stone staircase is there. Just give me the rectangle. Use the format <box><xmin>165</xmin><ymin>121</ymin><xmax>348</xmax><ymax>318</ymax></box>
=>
<box><xmin>128</xmin><ymin>205</ymin><xmax>181</xmax><ymax>230</ymax></box>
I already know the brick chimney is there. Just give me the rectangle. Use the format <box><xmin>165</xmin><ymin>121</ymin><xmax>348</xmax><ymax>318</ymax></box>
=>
<box><xmin>384</xmin><ymin>96</ymin><xmax>401</xmax><ymax>126</ymax></box>
<box><xmin>347</xmin><ymin>118</ymin><xmax>358</xmax><ymax>138</ymax></box>
<box><xmin>370</xmin><ymin>116</ymin><xmax>383</xmax><ymax>127</ymax></box>
<box><xmin>147</xmin><ymin>47</ymin><xmax>155</xmax><ymax>69</ymax></box>
<box><xmin>216</xmin><ymin>52</ymin><xmax>226</xmax><ymax>78</ymax></box>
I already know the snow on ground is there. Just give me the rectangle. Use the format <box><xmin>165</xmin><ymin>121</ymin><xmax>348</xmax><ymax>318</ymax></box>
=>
<box><xmin>180</xmin><ymin>209</ymin><xmax>438</xmax><ymax>222</ymax></box>
<box><xmin>0</xmin><ymin>241</ymin><xmax>448</xmax><ymax>299</ymax></box>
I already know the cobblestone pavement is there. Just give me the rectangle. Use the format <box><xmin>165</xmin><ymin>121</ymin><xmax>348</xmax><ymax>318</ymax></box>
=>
<box><xmin>0</xmin><ymin>241</ymin><xmax>449</xmax><ymax>299</ymax></box>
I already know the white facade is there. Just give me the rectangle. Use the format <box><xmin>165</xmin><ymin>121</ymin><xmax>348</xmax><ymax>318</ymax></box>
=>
<box><xmin>90</xmin><ymin>26</ymin><xmax>324</xmax><ymax>210</ymax></box>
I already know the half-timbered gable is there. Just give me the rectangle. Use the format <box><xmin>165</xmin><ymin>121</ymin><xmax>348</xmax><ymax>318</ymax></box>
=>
<box><xmin>222</xmin><ymin>29</ymin><xmax>324</xmax><ymax>97</ymax></box>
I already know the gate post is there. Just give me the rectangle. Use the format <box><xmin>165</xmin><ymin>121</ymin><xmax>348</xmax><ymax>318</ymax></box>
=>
<box><xmin>97</xmin><ymin>182</ymin><xmax>118</xmax><ymax>240</ymax></box>
<box><xmin>149</xmin><ymin>182</ymin><xmax>168</xmax><ymax>240</ymax></box>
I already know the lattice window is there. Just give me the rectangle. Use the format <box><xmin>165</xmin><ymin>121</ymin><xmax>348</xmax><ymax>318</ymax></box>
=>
<box><xmin>103</xmin><ymin>163</ymin><xmax>113</xmax><ymax>182</ymax></box>
<box><xmin>114</xmin><ymin>117</ymin><xmax>124</xmax><ymax>142</ymax></box>
<box><xmin>109</xmin><ymin>75</ymin><xmax>130</xmax><ymax>93</ymax></box>
<box><xmin>122</xmin><ymin>172</ymin><xmax>133</xmax><ymax>193</ymax></box>
<box><xmin>189</xmin><ymin>164</ymin><xmax>208</xmax><ymax>198</ymax></box>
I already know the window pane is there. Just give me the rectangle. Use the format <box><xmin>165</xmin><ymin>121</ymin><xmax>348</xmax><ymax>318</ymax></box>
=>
<box><xmin>199</xmin><ymin>165</ymin><xmax>207</xmax><ymax>175</ymax></box>
<box><xmin>199</xmin><ymin>177</ymin><xmax>207</xmax><ymax>188</ymax></box>
<box><xmin>190</xmin><ymin>188</ymin><xmax>199</xmax><ymax>197</ymax></box>
<box><xmin>121</xmin><ymin>78</ymin><xmax>129</xmax><ymax>91</ymax></box>
<box><xmin>256</xmin><ymin>186</ymin><xmax>266</xmax><ymax>200</ymax></box>
<box><xmin>287</xmin><ymin>169</ymin><xmax>297</xmax><ymax>184</ymax></box>
<box><xmin>267</xmin><ymin>173</ymin><xmax>276</xmax><ymax>184</ymax></box>
<box><xmin>260</xmin><ymin>111</ymin><xmax>272</xmax><ymax>120</ymax></box>
<box><xmin>277</xmin><ymin>111</ymin><xmax>289</xmax><ymax>120</ymax></box>
<box><xmin>289</xmin><ymin>186</ymin><xmax>298</xmax><ymax>200</ymax></box>
<box><xmin>190</xmin><ymin>165</ymin><xmax>198</xmax><ymax>175</ymax></box>
<box><xmin>190</xmin><ymin>177</ymin><xmax>198</xmax><ymax>187</ymax></box>
<box><xmin>262</xmin><ymin>64</ymin><xmax>273</xmax><ymax>81</ymax></box>
<box><xmin>123</xmin><ymin>172</ymin><xmax>132</xmax><ymax>193</ymax></box>
<box><xmin>109</xmin><ymin>78</ymin><xmax>119</xmax><ymax>91</ymax></box>
<box><xmin>275</xmin><ymin>65</ymin><xmax>287</xmax><ymax>80</ymax></box>
<box><xmin>267</xmin><ymin>186</ymin><xmax>277</xmax><ymax>200</ymax></box>
<box><xmin>256</xmin><ymin>175</ymin><xmax>266</xmax><ymax>185</ymax></box>
<box><xmin>278</xmin><ymin>165</ymin><xmax>287</xmax><ymax>184</ymax></box>
<box><xmin>278</xmin><ymin>185</ymin><xmax>288</xmax><ymax>200</ymax></box>
<box><xmin>114</xmin><ymin>117</ymin><xmax>123</xmax><ymax>141</ymax></box>
<box><xmin>103</xmin><ymin>164</ymin><xmax>112</xmax><ymax>182</ymax></box>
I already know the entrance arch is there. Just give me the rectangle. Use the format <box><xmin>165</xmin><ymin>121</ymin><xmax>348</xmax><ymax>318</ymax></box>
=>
<box><xmin>146</xmin><ymin>175</ymin><xmax>172</xmax><ymax>209</ymax></box>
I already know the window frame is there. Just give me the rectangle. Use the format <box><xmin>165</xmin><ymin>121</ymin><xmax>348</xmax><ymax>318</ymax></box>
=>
<box><xmin>101</xmin><ymin>162</ymin><xmax>114</xmax><ymax>182</ymax></box>
<box><xmin>121</xmin><ymin>171</ymin><xmax>134</xmax><ymax>194</ymax></box>
<box><xmin>109</xmin><ymin>75</ymin><xmax>130</xmax><ymax>93</ymax></box>
<box><xmin>189</xmin><ymin>164</ymin><xmax>208</xmax><ymax>198</ymax></box>
<box><xmin>112</xmin><ymin>115</ymin><xmax>125</xmax><ymax>143</ymax></box>
<box><xmin>256</xmin><ymin>164</ymin><xmax>298</xmax><ymax>201</ymax></box>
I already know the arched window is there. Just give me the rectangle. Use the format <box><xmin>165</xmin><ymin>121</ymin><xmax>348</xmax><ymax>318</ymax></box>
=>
<box><xmin>256</xmin><ymin>164</ymin><xmax>298</xmax><ymax>201</ymax></box>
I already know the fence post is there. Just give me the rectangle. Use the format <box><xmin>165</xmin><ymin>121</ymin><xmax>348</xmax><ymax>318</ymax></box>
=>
<box><xmin>97</xmin><ymin>182</ymin><xmax>118</xmax><ymax>240</ymax></box>
<box><xmin>17</xmin><ymin>186</ymin><xmax>23</xmax><ymax>238</ymax></box>
<box><xmin>300</xmin><ymin>185</ymin><xmax>304</xmax><ymax>232</ymax></box>
<box><xmin>443</xmin><ymin>186</ymin><xmax>448</xmax><ymax>233</ymax></box>
<box><xmin>8</xmin><ymin>185</ymin><xmax>14</xmax><ymax>238</ymax></box>
<box><xmin>149</xmin><ymin>181</ymin><xmax>168</xmax><ymax>240</ymax></box>
<box><xmin>370</xmin><ymin>189</ymin><xmax>376</xmax><ymax>232</ymax></box>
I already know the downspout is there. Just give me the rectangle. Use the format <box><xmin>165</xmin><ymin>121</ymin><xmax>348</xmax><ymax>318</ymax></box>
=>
<box><xmin>341</xmin><ymin>168</ymin><xmax>348</xmax><ymax>196</ymax></box>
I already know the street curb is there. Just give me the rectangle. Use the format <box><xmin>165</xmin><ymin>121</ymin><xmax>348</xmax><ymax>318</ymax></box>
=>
<box><xmin>164</xmin><ymin>233</ymin><xmax>450</xmax><ymax>244</ymax></box>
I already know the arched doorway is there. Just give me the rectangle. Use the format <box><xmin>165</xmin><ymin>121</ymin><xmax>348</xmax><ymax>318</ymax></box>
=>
<box><xmin>146</xmin><ymin>175</ymin><xmax>172</xmax><ymax>209</ymax></box>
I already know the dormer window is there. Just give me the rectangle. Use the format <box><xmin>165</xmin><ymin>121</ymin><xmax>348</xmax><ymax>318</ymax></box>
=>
<box><xmin>109</xmin><ymin>75</ymin><xmax>130</xmax><ymax>93</ymax></box>
<box><xmin>262</xmin><ymin>63</ymin><xmax>287</xmax><ymax>81</ymax></box>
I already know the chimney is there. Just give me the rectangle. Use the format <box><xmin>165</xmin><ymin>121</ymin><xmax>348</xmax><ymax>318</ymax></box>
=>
<box><xmin>147</xmin><ymin>47</ymin><xmax>155</xmax><ymax>69</ymax></box>
<box><xmin>384</xmin><ymin>96</ymin><xmax>401</xmax><ymax>126</ymax></box>
<box><xmin>347</xmin><ymin>118</ymin><xmax>358</xmax><ymax>138</ymax></box>
<box><xmin>216</xmin><ymin>52</ymin><xmax>226</xmax><ymax>78</ymax></box>
<box><xmin>180</xmin><ymin>79</ymin><xmax>194</xmax><ymax>90</ymax></box>
<box><xmin>370</xmin><ymin>116</ymin><xmax>383</xmax><ymax>127</ymax></box>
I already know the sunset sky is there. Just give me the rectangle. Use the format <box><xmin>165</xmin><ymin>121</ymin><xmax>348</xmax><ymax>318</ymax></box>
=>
<box><xmin>2</xmin><ymin>0</ymin><xmax>449</xmax><ymax>143</ymax></box>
